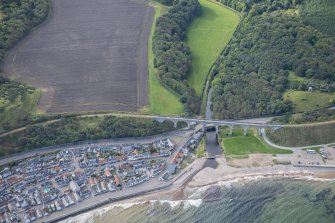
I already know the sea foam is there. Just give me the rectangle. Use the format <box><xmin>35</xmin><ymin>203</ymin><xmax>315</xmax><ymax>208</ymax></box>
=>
<box><xmin>61</xmin><ymin>199</ymin><xmax>202</xmax><ymax>223</ymax></box>
<box><xmin>61</xmin><ymin>201</ymin><xmax>147</xmax><ymax>223</ymax></box>
<box><xmin>156</xmin><ymin>199</ymin><xmax>202</xmax><ymax>209</ymax></box>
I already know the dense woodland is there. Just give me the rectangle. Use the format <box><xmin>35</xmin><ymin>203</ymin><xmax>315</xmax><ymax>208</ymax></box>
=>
<box><xmin>156</xmin><ymin>0</ymin><xmax>175</xmax><ymax>6</ymax></box>
<box><xmin>0</xmin><ymin>76</ymin><xmax>34</xmax><ymax>106</ymax></box>
<box><xmin>0</xmin><ymin>116</ymin><xmax>178</xmax><ymax>156</ymax></box>
<box><xmin>0</xmin><ymin>0</ymin><xmax>49</xmax><ymax>63</ymax></box>
<box><xmin>210</xmin><ymin>0</ymin><xmax>335</xmax><ymax>119</ymax></box>
<box><xmin>153</xmin><ymin>0</ymin><xmax>202</xmax><ymax>115</ymax></box>
<box><xmin>300</xmin><ymin>0</ymin><xmax>335</xmax><ymax>36</ymax></box>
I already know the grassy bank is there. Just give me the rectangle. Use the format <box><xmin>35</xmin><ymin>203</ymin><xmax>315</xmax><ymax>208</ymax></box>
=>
<box><xmin>288</xmin><ymin>71</ymin><xmax>305</xmax><ymax>84</ymax></box>
<box><xmin>219</xmin><ymin>127</ymin><xmax>292</xmax><ymax>156</ymax></box>
<box><xmin>0</xmin><ymin>87</ymin><xmax>40</xmax><ymax>133</ymax></box>
<box><xmin>284</xmin><ymin>90</ymin><xmax>335</xmax><ymax>113</ymax></box>
<box><xmin>196</xmin><ymin>137</ymin><xmax>206</xmax><ymax>158</ymax></box>
<box><xmin>146</xmin><ymin>1</ymin><xmax>184</xmax><ymax>115</ymax></box>
<box><xmin>266</xmin><ymin>122</ymin><xmax>335</xmax><ymax>147</ymax></box>
<box><xmin>186</xmin><ymin>0</ymin><xmax>240</xmax><ymax>96</ymax></box>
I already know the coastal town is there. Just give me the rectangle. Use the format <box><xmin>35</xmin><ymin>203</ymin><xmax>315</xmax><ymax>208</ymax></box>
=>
<box><xmin>0</xmin><ymin>131</ymin><xmax>204</xmax><ymax>223</ymax></box>
<box><xmin>2</xmin><ymin>123</ymin><xmax>335</xmax><ymax>223</ymax></box>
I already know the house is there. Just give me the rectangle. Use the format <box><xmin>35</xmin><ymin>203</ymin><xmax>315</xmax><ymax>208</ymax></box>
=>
<box><xmin>121</xmin><ymin>144</ymin><xmax>133</xmax><ymax>154</ymax></box>
<box><xmin>193</xmin><ymin>132</ymin><xmax>203</xmax><ymax>142</ymax></box>
<box><xmin>143</xmin><ymin>152</ymin><xmax>150</xmax><ymax>158</ymax></box>
<box><xmin>7</xmin><ymin>176</ymin><xmax>23</xmax><ymax>186</ymax></box>
<box><xmin>159</xmin><ymin>172</ymin><xmax>170</xmax><ymax>181</ymax></box>
<box><xmin>1</xmin><ymin>168</ymin><xmax>11</xmax><ymax>179</ymax></box>
<box><xmin>114</xmin><ymin>175</ymin><xmax>122</xmax><ymax>189</ymax></box>
<box><xmin>69</xmin><ymin>181</ymin><xmax>80</xmax><ymax>193</ymax></box>
<box><xmin>167</xmin><ymin>138</ymin><xmax>174</xmax><ymax>148</ymax></box>
<box><xmin>166</xmin><ymin>164</ymin><xmax>177</xmax><ymax>175</ymax></box>
<box><xmin>105</xmin><ymin>169</ymin><xmax>112</xmax><ymax>178</ymax></box>
<box><xmin>100</xmin><ymin>145</ymin><xmax>121</xmax><ymax>153</ymax></box>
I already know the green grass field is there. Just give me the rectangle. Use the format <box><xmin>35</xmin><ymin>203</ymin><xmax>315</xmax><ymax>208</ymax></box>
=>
<box><xmin>288</xmin><ymin>71</ymin><xmax>305</xmax><ymax>84</ymax></box>
<box><xmin>186</xmin><ymin>0</ymin><xmax>240</xmax><ymax>96</ymax></box>
<box><xmin>146</xmin><ymin>1</ymin><xmax>184</xmax><ymax>115</ymax></box>
<box><xmin>284</xmin><ymin>90</ymin><xmax>335</xmax><ymax>113</ymax></box>
<box><xmin>0</xmin><ymin>89</ymin><xmax>40</xmax><ymax>132</ymax></box>
<box><xmin>267</xmin><ymin>121</ymin><xmax>335</xmax><ymax>147</ymax></box>
<box><xmin>219</xmin><ymin>127</ymin><xmax>292</xmax><ymax>156</ymax></box>
<box><xmin>77</xmin><ymin>117</ymin><xmax>103</xmax><ymax>130</ymax></box>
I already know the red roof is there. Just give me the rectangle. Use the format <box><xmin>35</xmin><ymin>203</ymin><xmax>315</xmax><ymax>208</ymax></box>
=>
<box><xmin>114</xmin><ymin>175</ymin><xmax>121</xmax><ymax>186</ymax></box>
<box><xmin>98</xmin><ymin>158</ymin><xmax>106</xmax><ymax>164</ymax></box>
<box><xmin>74</xmin><ymin>170</ymin><xmax>83</xmax><ymax>175</ymax></box>
<box><xmin>88</xmin><ymin>177</ymin><xmax>96</xmax><ymax>186</ymax></box>
<box><xmin>63</xmin><ymin>173</ymin><xmax>72</xmax><ymax>178</ymax></box>
<box><xmin>105</xmin><ymin>169</ymin><xmax>112</xmax><ymax>177</ymax></box>
<box><xmin>7</xmin><ymin>176</ymin><xmax>22</xmax><ymax>186</ymax></box>
<box><xmin>52</xmin><ymin>166</ymin><xmax>61</xmax><ymax>172</ymax></box>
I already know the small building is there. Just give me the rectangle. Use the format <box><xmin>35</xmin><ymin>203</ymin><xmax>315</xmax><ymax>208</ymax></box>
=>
<box><xmin>193</xmin><ymin>132</ymin><xmax>203</xmax><ymax>142</ymax></box>
<box><xmin>114</xmin><ymin>175</ymin><xmax>122</xmax><ymax>189</ymax></box>
<box><xmin>105</xmin><ymin>169</ymin><xmax>112</xmax><ymax>178</ymax></box>
<box><xmin>166</xmin><ymin>164</ymin><xmax>177</xmax><ymax>175</ymax></box>
<box><xmin>69</xmin><ymin>181</ymin><xmax>80</xmax><ymax>193</ymax></box>
<box><xmin>100</xmin><ymin>145</ymin><xmax>121</xmax><ymax>153</ymax></box>
<box><xmin>306</xmin><ymin>149</ymin><xmax>316</xmax><ymax>154</ymax></box>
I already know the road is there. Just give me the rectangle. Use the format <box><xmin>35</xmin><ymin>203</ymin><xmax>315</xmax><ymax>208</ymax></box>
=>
<box><xmin>0</xmin><ymin>130</ymin><xmax>190</xmax><ymax>165</ymax></box>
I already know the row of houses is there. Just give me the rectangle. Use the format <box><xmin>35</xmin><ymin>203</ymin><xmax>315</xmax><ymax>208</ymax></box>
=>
<box><xmin>0</xmin><ymin>138</ymin><xmax>176</xmax><ymax>222</ymax></box>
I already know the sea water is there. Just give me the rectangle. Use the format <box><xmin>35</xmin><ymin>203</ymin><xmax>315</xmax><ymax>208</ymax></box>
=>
<box><xmin>63</xmin><ymin>178</ymin><xmax>335</xmax><ymax>223</ymax></box>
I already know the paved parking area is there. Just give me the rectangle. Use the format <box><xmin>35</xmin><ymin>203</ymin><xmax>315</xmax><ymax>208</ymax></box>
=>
<box><xmin>276</xmin><ymin>149</ymin><xmax>324</xmax><ymax>165</ymax></box>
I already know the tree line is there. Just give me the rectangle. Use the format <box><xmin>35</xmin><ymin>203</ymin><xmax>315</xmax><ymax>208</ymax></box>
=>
<box><xmin>153</xmin><ymin>0</ymin><xmax>202</xmax><ymax>115</ymax></box>
<box><xmin>0</xmin><ymin>0</ymin><xmax>49</xmax><ymax>63</ymax></box>
<box><xmin>156</xmin><ymin>0</ymin><xmax>175</xmax><ymax>6</ymax></box>
<box><xmin>0</xmin><ymin>116</ymin><xmax>177</xmax><ymax>156</ymax></box>
<box><xmin>210</xmin><ymin>0</ymin><xmax>335</xmax><ymax>119</ymax></box>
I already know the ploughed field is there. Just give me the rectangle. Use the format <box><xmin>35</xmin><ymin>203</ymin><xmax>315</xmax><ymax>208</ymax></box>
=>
<box><xmin>3</xmin><ymin>0</ymin><xmax>153</xmax><ymax>113</ymax></box>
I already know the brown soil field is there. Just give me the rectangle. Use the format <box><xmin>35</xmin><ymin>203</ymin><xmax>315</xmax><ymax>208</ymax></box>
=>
<box><xmin>3</xmin><ymin>0</ymin><xmax>153</xmax><ymax>113</ymax></box>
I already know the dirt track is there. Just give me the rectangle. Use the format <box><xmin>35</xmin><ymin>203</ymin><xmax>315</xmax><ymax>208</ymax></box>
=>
<box><xmin>3</xmin><ymin>0</ymin><xmax>153</xmax><ymax>113</ymax></box>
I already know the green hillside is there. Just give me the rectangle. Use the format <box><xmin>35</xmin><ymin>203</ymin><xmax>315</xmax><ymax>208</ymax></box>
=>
<box><xmin>267</xmin><ymin>122</ymin><xmax>335</xmax><ymax>147</ymax></box>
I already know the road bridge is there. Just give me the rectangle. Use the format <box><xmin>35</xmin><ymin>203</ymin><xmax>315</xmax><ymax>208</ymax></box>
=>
<box><xmin>152</xmin><ymin>115</ymin><xmax>282</xmax><ymax>135</ymax></box>
<box><xmin>0</xmin><ymin>113</ymin><xmax>282</xmax><ymax>138</ymax></box>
